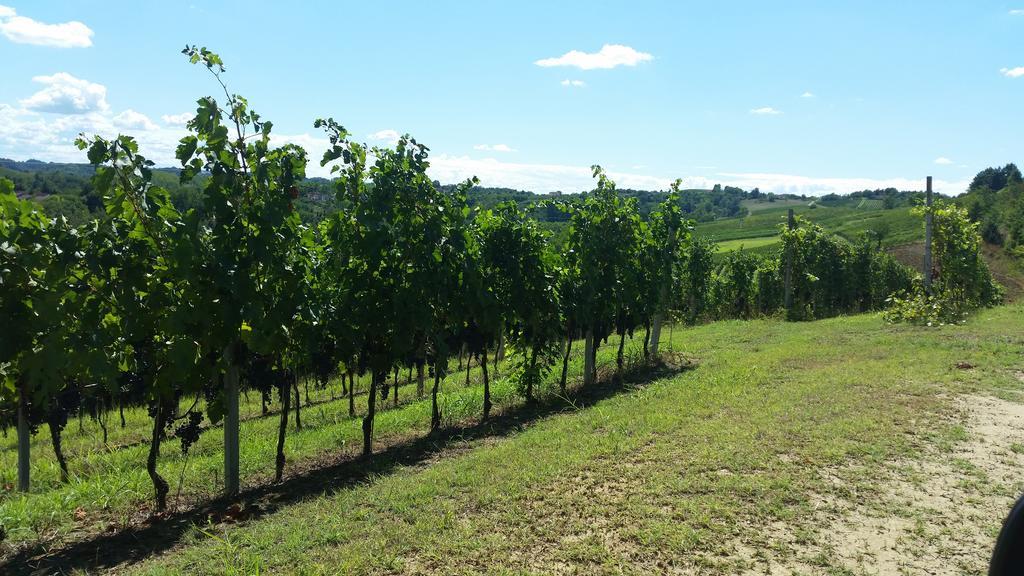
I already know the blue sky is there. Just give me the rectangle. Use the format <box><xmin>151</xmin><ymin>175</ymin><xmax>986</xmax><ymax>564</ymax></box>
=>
<box><xmin>1</xmin><ymin>1</ymin><xmax>1022</xmax><ymax>195</ymax></box>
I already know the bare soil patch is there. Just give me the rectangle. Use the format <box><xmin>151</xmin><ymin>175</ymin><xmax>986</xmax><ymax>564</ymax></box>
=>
<box><xmin>741</xmin><ymin>394</ymin><xmax>1024</xmax><ymax>575</ymax></box>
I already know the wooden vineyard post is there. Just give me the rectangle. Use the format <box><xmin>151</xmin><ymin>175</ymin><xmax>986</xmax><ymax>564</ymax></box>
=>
<box><xmin>923</xmin><ymin>176</ymin><xmax>934</xmax><ymax>294</ymax></box>
<box><xmin>783</xmin><ymin>208</ymin><xmax>795</xmax><ymax>315</ymax></box>
<box><xmin>583</xmin><ymin>329</ymin><xmax>596</xmax><ymax>387</ymax></box>
<box><xmin>223</xmin><ymin>346</ymin><xmax>241</xmax><ymax>497</ymax></box>
<box><xmin>17</xmin><ymin>380</ymin><xmax>30</xmax><ymax>492</ymax></box>
<box><xmin>649</xmin><ymin>219</ymin><xmax>677</xmax><ymax>358</ymax></box>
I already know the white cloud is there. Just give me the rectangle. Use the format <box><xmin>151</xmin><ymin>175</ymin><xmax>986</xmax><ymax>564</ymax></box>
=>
<box><xmin>1000</xmin><ymin>66</ymin><xmax>1024</xmax><ymax>77</ymax></box>
<box><xmin>161</xmin><ymin>112</ymin><xmax>193</xmax><ymax>126</ymax></box>
<box><xmin>428</xmin><ymin>154</ymin><xmax>669</xmax><ymax>192</ymax></box>
<box><xmin>0</xmin><ymin>104</ymin><xmax>976</xmax><ymax>197</ymax></box>
<box><xmin>113</xmin><ymin>109</ymin><xmax>158</xmax><ymax>131</ymax></box>
<box><xmin>535</xmin><ymin>44</ymin><xmax>652</xmax><ymax>70</ymax></box>
<box><xmin>750</xmin><ymin>106</ymin><xmax>782</xmax><ymax>115</ymax></box>
<box><xmin>426</xmin><ymin>157</ymin><xmax>971</xmax><ymax>197</ymax></box>
<box><xmin>367</xmin><ymin>129</ymin><xmax>400</xmax><ymax>144</ymax></box>
<box><xmin>0</xmin><ymin>77</ymin><xmax>323</xmax><ymax>171</ymax></box>
<box><xmin>0</xmin><ymin>75</ymin><xmax>974</xmax><ymax>198</ymax></box>
<box><xmin>712</xmin><ymin>172</ymin><xmax>969</xmax><ymax>197</ymax></box>
<box><xmin>0</xmin><ymin>5</ymin><xmax>93</xmax><ymax>48</ymax></box>
<box><xmin>800</xmin><ymin>91</ymin><xmax>815</xmax><ymax>98</ymax></box>
<box><xmin>473</xmin><ymin>143</ymin><xmax>516</xmax><ymax>152</ymax></box>
<box><xmin>270</xmin><ymin>132</ymin><xmax>333</xmax><ymax>174</ymax></box>
<box><xmin>560</xmin><ymin>79</ymin><xmax>586</xmax><ymax>87</ymax></box>
<box><xmin>20</xmin><ymin>72</ymin><xmax>108</xmax><ymax>114</ymax></box>
<box><xmin>1010</xmin><ymin>9</ymin><xmax>1024</xmax><ymax>15</ymax></box>
<box><xmin>933</xmin><ymin>157</ymin><xmax>953</xmax><ymax>165</ymax></box>
<box><xmin>0</xmin><ymin>106</ymin><xmax>187</xmax><ymax>167</ymax></box>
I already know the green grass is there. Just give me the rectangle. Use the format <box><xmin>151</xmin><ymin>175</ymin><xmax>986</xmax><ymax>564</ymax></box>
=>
<box><xmin>3</xmin><ymin>303</ymin><xmax>1016</xmax><ymax>574</ymax></box>
<box><xmin>126</xmin><ymin>305</ymin><xmax>1022</xmax><ymax>575</ymax></box>
<box><xmin>3</xmin><ymin>304</ymin><xmax>1022</xmax><ymax>574</ymax></box>
<box><xmin>715</xmin><ymin>235</ymin><xmax>780</xmax><ymax>254</ymax></box>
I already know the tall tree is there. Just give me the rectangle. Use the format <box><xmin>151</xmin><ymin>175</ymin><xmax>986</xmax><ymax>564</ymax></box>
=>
<box><xmin>477</xmin><ymin>201</ymin><xmax>560</xmax><ymax>407</ymax></box>
<box><xmin>318</xmin><ymin>120</ymin><xmax>461</xmax><ymax>453</ymax></box>
<box><xmin>77</xmin><ymin>134</ymin><xmax>210</xmax><ymax>509</ymax></box>
<box><xmin>561</xmin><ymin>167</ymin><xmax>643</xmax><ymax>387</ymax></box>
<box><xmin>176</xmin><ymin>46</ymin><xmax>309</xmax><ymax>495</ymax></box>
<box><xmin>0</xmin><ymin>178</ymin><xmax>84</xmax><ymax>492</ymax></box>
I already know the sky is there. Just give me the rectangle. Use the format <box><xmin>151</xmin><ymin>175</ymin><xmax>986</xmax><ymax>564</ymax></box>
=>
<box><xmin>1</xmin><ymin>1</ymin><xmax>1022</xmax><ymax>196</ymax></box>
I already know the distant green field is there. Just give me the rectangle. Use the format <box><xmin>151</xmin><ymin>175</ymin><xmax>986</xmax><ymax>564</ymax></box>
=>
<box><xmin>741</xmin><ymin>198</ymin><xmax>805</xmax><ymax>213</ymax></box>
<box><xmin>699</xmin><ymin>199</ymin><xmax>922</xmax><ymax>253</ymax></box>
<box><xmin>715</xmin><ymin>235</ymin><xmax>779</xmax><ymax>253</ymax></box>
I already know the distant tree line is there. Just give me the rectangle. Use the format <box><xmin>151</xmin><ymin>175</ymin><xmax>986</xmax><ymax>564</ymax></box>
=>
<box><xmin>818</xmin><ymin>187</ymin><xmax>930</xmax><ymax>210</ymax></box>
<box><xmin>9</xmin><ymin>157</ymin><xmax>932</xmax><ymax>231</ymax></box>
<box><xmin>957</xmin><ymin>163</ymin><xmax>1024</xmax><ymax>252</ymax></box>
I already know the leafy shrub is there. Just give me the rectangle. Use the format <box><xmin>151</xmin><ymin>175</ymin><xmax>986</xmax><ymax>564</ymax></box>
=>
<box><xmin>885</xmin><ymin>202</ymin><xmax>1003</xmax><ymax>326</ymax></box>
<box><xmin>882</xmin><ymin>290</ymin><xmax>972</xmax><ymax>326</ymax></box>
<box><xmin>981</xmin><ymin>219</ymin><xmax>1004</xmax><ymax>246</ymax></box>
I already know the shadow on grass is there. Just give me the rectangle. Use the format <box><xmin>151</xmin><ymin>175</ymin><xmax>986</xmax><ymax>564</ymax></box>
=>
<box><xmin>2</xmin><ymin>353</ymin><xmax>693</xmax><ymax>575</ymax></box>
<box><xmin>53</xmin><ymin>356</ymin><xmax>492</xmax><ymax>460</ymax></box>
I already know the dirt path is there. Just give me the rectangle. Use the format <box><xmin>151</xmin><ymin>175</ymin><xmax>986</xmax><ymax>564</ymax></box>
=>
<box><xmin>741</xmin><ymin>387</ymin><xmax>1024</xmax><ymax>575</ymax></box>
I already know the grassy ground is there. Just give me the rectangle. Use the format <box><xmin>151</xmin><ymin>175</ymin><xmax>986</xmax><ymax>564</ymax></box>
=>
<box><xmin>740</xmin><ymin>198</ymin><xmax>806</xmax><ymax>213</ymax></box>
<box><xmin>5</xmin><ymin>303</ymin><xmax>1020</xmax><ymax>574</ymax></box>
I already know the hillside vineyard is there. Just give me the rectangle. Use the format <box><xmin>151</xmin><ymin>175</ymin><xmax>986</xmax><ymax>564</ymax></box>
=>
<box><xmin>0</xmin><ymin>48</ymin><xmax>1001</xmax><ymax>526</ymax></box>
